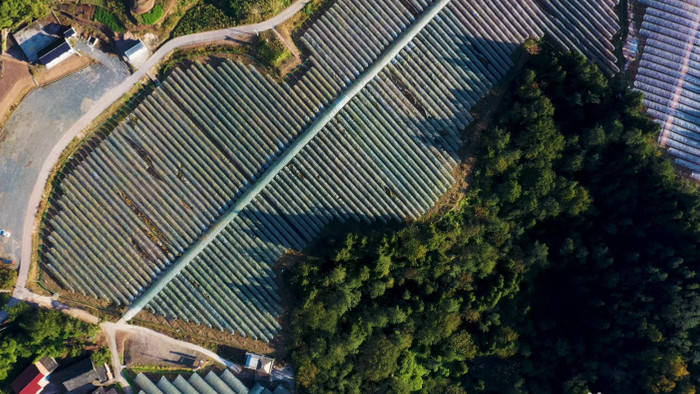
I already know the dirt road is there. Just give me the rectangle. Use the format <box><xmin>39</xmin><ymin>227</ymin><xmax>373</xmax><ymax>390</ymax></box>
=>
<box><xmin>101</xmin><ymin>321</ymin><xmax>243</xmax><ymax>393</ymax></box>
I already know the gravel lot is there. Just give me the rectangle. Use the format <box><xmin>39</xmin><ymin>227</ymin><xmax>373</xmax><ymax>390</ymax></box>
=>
<box><xmin>0</xmin><ymin>46</ymin><xmax>129</xmax><ymax>261</ymax></box>
<box><xmin>124</xmin><ymin>333</ymin><xmax>213</xmax><ymax>369</ymax></box>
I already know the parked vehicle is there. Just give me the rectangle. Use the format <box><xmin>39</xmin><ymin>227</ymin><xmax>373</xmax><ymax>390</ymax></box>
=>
<box><xmin>0</xmin><ymin>230</ymin><xmax>10</xmax><ymax>238</ymax></box>
<box><xmin>1</xmin><ymin>258</ymin><xmax>13</xmax><ymax>265</ymax></box>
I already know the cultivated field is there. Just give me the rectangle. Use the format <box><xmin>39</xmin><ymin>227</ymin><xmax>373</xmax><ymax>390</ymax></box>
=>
<box><xmin>0</xmin><ymin>47</ymin><xmax>129</xmax><ymax>262</ymax></box>
<box><xmin>40</xmin><ymin>0</ymin><xmax>621</xmax><ymax>342</ymax></box>
<box><xmin>633</xmin><ymin>0</ymin><xmax>700</xmax><ymax>178</ymax></box>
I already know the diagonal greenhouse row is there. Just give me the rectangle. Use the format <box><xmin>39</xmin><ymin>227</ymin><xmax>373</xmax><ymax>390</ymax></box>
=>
<box><xmin>634</xmin><ymin>0</ymin><xmax>700</xmax><ymax>178</ymax></box>
<box><xmin>134</xmin><ymin>369</ymin><xmax>259</xmax><ymax>394</ymax></box>
<box><xmin>42</xmin><ymin>0</ymin><xmax>621</xmax><ymax>342</ymax></box>
<box><xmin>298</xmin><ymin>0</ymin><xmax>620</xmax><ymax>84</ymax></box>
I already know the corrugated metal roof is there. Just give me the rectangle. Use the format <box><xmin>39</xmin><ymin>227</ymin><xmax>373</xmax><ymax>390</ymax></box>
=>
<box><xmin>134</xmin><ymin>371</ymin><xmax>286</xmax><ymax>394</ymax></box>
<box><xmin>38</xmin><ymin>39</ymin><xmax>72</xmax><ymax>66</ymax></box>
<box><xmin>124</xmin><ymin>40</ymin><xmax>146</xmax><ymax>59</ymax></box>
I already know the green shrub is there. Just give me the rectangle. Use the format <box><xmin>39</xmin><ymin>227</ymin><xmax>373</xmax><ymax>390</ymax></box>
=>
<box><xmin>0</xmin><ymin>305</ymin><xmax>98</xmax><ymax>388</ymax></box>
<box><xmin>0</xmin><ymin>293</ymin><xmax>9</xmax><ymax>309</ymax></box>
<box><xmin>94</xmin><ymin>7</ymin><xmax>125</xmax><ymax>32</ymax></box>
<box><xmin>0</xmin><ymin>0</ymin><xmax>49</xmax><ymax>29</ymax></box>
<box><xmin>0</xmin><ymin>266</ymin><xmax>16</xmax><ymax>290</ymax></box>
<box><xmin>141</xmin><ymin>4</ymin><xmax>163</xmax><ymax>25</ymax></box>
<box><xmin>253</xmin><ymin>33</ymin><xmax>290</xmax><ymax>69</ymax></box>
<box><xmin>172</xmin><ymin>0</ymin><xmax>291</xmax><ymax>37</ymax></box>
<box><xmin>172</xmin><ymin>3</ymin><xmax>235</xmax><ymax>36</ymax></box>
<box><xmin>90</xmin><ymin>348</ymin><xmax>111</xmax><ymax>367</ymax></box>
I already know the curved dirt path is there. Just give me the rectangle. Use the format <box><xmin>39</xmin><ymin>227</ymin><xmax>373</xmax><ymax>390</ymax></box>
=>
<box><xmin>102</xmin><ymin>321</ymin><xmax>246</xmax><ymax>393</ymax></box>
<box><xmin>0</xmin><ymin>0</ymin><xmax>310</xmax><ymax>322</ymax></box>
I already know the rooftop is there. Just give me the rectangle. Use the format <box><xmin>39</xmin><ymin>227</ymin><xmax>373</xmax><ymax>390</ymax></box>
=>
<box><xmin>35</xmin><ymin>357</ymin><xmax>58</xmax><ymax>376</ymax></box>
<box><xmin>38</xmin><ymin>39</ymin><xmax>73</xmax><ymax>67</ymax></box>
<box><xmin>123</xmin><ymin>40</ymin><xmax>146</xmax><ymax>59</ymax></box>
<box><xmin>12</xmin><ymin>17</ymin><xmax>63</xmax><ymax>62</ymax></box>
<box><xmin>11</xmin><ymin>365</ymin><xmax>45</xmax><ymax>394</ymax></box>
<box><xmin>59</xmin><ymin>359</ymin><xmax>108</xmax><ymax>392</ymax></box>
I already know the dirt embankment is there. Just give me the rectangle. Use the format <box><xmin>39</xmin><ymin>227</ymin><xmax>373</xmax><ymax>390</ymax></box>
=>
<box><xmin>0</xmin><ymin>57</ymin><xmax>33</xmax><ymax>131</ymax></box>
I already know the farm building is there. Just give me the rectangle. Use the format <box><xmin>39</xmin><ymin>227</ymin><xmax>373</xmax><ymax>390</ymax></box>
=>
<box><xmin>244</xmin><ymin>353</ymin><xmax>274</xmax><ymax>375</ymax></box>
<box><xmin>55</xmin><ymin>358</ymin><xmax>110</xmax><ymax>393</ymax></box>
<box><xmin>13</xmin><ymin>18</ymin><xmax>62</xmax><ymax>62</ymax></box>
<box><xmin>10</xmin><ymin>357</ymin><xmax>58</xmax><ymax>394</ymax></box>
<box><xmin>63</xmin><ymin>27</ymin><xmax>77</xmax><ymax>39</ymax></box>
<box><xmin>122</xmin><ymin>39</ymin><xmax>149</xmax><ymax>66</ymax></box>
<box><xmin>38</xmin><ymin>38</ymin><xmax>75</xmax><ymax>69</ymax></box>
<box><xmin>41</xmin><ymin>0</ymin><xmax>622</xmax><ymax>342</ymax></box>
<box><xmin>12</xmin><ymin>19</ymin><xmax>76</xmax><ymax>68</ymax></box>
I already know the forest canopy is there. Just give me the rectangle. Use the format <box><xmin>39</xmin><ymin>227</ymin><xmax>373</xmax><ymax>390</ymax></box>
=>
<box><xmin>286</xmin><ymin>46</ymin><xmax>700</xmax><ymax>393</ymax></box>
<box><xmin>0</xmin><ymin>304</ymin><xmax>99</xmax><ymax>389</ymax></box>
<box><xmin>0</xmin><ymin>0</ymin><xmax>49</xmax><ymax>29</ymax></box>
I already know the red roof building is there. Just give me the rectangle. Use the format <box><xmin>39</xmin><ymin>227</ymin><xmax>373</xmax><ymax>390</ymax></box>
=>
<box><xmin>10</xmin><ymin>357</ymin><xmax>58</xmax><ymax>394</ymax></box>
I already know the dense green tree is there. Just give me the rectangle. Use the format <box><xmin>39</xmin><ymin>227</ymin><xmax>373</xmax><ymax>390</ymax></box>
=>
<box><xmin>0</xmin><ymin>0</ymin><xmax>49</xmax><ymax>29</ymax></box>
<box><xmin>287</xmin><ymin>44</ymin><xmax>700</xmax><ymax>392</ymax></box>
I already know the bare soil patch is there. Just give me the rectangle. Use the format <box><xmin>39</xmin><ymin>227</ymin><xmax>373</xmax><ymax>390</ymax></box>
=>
<box><xmin>266</xmin><ymin>250</ymin><xmax>305</xmax><ymax>359</ymax></box>
<box><xmin>35</xmin><ymin>53</ymin><xmax>93</xmax><ymax>85</ymax></box>
<box><xmin>0</xmin><ymin>57</ymin><xmax>33</xmax><ymax>131</ymax></box>
<box><xmin>132</xmin><ymin>0</ymin><xmax>156</xmax><ymax>14</ymax></box>
<box><xmin>124</xmin><ymin>331</ymin><xmax>214</xmax><ymax>368</ymax></box>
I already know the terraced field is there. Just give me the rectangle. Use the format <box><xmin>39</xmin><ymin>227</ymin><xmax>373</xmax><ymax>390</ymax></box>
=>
<box><xmin>41</xmin><ymin>0</ymin><xmax>620</xmax><ymax>342</ymax></box>
<box><xmin>633</xmin><ymin>0</ymin><xmax>700</xmax><ymax>178</ymax></box>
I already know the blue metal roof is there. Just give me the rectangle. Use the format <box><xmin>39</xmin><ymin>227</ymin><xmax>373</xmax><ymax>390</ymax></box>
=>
<box><xmin>38</xmin><ymin>39</ymin><xmax>72</xmax><ymax>66</ymax></box>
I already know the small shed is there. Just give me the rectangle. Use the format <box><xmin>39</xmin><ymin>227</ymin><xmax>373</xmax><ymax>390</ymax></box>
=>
<box><xmin>123</xmin><ymin>39</ymin><xmax>148</xmax><ymax>64</ymax></box>
<box><xmin>244</xmin><ymin>352</ymin><xmax>274</xmax><ymax>375</ymax></box>
<box><xmin>63</xmin><ymin>27</ymin><xmax>76</xmax><ymax>38</ymax></box>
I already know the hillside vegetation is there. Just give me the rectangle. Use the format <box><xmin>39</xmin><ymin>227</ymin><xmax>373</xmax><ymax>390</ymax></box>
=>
<box><xmin>287</xmin><ymin>47</ymin><xmax>700</xmax><ymax>393</ymax></box>
<box><xmin>0</xmin><ymin>266</ymin><xmax>17</xmax><ymax>290</ymax></box>
<box><xmin>0</xmin><ymin>304</ymin><xmax>100</xmax><ymax>390</ymax></box>
<box><xmin>0</xmin><ymin>0</ymin><xmax>48</xmax><ymax>29</ymax></box>
<box><xmin>173</xmin><ymin>0</ymin><xmax>290</xmax><ymax>36</ymax></box>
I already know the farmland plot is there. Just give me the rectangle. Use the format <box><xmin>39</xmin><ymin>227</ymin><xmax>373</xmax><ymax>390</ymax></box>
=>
<box><xmin>633</xmin><ymin>0</ymin><xmax>700</xmax><ymax>178</ymax></box>
<box><xmin>41</xmin><ymin>0</ymin><xmax>620</xmax><ymax>341</ymax></box>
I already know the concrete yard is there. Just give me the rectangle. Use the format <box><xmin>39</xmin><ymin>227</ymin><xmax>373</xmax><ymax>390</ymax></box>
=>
<box><xmin>0</xmin><ymin>43</ymin><xmax>129</xmax><ymax>261</ymax></box>
<box><xmin>124</xmin><ymin>333</ymin><xmax>213</xmax><ymax>369</ymax></box>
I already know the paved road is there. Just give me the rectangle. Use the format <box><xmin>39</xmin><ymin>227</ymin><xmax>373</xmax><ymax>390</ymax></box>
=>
<box><xmin>102</xmin><ymin>322</ymin><xmax>134</xmax><ymax>393</ymax></box>
<box><xmin>0</xmin><ymin>0</ymin><xmax>310</xmax><ymax>321</ymax></box>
